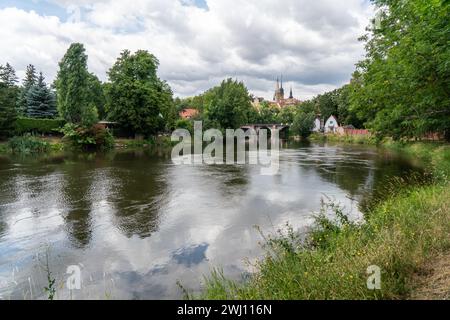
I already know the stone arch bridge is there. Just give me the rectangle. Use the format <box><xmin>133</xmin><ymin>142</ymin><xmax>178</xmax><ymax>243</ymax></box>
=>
<box><xmin>240</xmin><ymin>124</ymin><xmax>291</xmax><ymax>138</ymax></box>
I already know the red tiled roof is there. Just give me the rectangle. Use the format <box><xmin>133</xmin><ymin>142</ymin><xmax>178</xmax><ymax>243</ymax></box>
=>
<box><xmin>179</xmin><ymin>108</ymin><xmax>199</xmax><ymax>119</ymax></box>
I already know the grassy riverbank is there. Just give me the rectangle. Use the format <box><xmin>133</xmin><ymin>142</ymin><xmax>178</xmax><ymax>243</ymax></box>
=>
<box><xmin>200</xmin><ymin>142</ymin><xmax>450</xmax><ymax>300</ymax></box>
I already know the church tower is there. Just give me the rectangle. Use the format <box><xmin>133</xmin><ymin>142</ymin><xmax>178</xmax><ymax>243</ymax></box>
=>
<box><xmin>273</xmin><ymin>75</ymin><xmax>285</xmax><ymax>102</ymax></box>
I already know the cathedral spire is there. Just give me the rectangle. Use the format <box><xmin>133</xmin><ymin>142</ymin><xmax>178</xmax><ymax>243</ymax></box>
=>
<box><xmin>289</xmin><ymin>86</ymin><xmax>293</xmax><ymax>99</ymax></box>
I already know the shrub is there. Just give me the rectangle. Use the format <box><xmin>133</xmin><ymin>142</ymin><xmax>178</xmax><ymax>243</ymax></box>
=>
<box><xmin>175</xmin><ymin>119</ymin><xmax>193</xmax><ymax>133</ymax></box>
<box><xmin>8</xmin><ymin>135</ymin><xmax>51</xmax><ymax>153</ymax></box>
<box><xmin>61</xmin><ymin>123</ymin><xmax>114</xmax><ymax>150</ymax></box>
<box><xmin>15</xmin><ymin>117</ymin><xmax>65</xmax><ymax>135</ymax></box>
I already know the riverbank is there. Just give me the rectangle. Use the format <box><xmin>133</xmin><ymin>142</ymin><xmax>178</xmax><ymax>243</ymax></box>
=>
<box><xmin>0</xmin><ymin>135</ymin><xmax>173</xmax><ymax>154</ymax></box>
<box><xmin>200</xmin><ymin>142</ymin><xmax>450</xmax><ymax>300</ymax></box>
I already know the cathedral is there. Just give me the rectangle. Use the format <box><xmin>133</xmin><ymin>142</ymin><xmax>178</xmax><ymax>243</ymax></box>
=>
<box><xmin>272</xmin><ymin>76</ymin><xmax>300</xmax><ymax>108</ymax></box>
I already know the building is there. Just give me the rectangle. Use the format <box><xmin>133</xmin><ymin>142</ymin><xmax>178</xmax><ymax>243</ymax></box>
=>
<box><xmin>313</xmin><ymin>117</ymin><xmax>323</xmax><ymax>132</ymax></box>
<box><xmin>179</xmin><ymin>108</ymin><xmax>199</xmax><ymax>120</ymax></box>
<box><xmin>324</xmin><ymin>115</ymin><xmax>339</xmax><ymax>133</ymax></box>
<box><xmin>271</xmin><ymin>76</ymin><xmax>301</xmax><ymax>108</ymax></box>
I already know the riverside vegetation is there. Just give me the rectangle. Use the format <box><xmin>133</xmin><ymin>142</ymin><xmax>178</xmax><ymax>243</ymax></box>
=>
<box><xmin>199</xmin><ymin>142</ymin><xmax>450</xmax><ymax>300</ymax></box>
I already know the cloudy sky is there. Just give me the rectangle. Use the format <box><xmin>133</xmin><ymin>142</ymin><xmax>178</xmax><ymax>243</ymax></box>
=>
<box><xmin>0</xmin><ymin>0</ymin><xmax>375</xmax><ymax>100</ymax></box>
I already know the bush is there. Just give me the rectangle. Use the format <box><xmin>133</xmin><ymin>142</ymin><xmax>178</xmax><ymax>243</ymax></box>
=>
<box><xmin>61</xmin><ymin>123</ymin><xmax>114</xmax><ymax>150</ymax></box>
<box><xmin>15</xmin><ymin>117</ymin><xmax>65</xmax><ymax>135</ymax></box>
<box><xmin>175</xmin><ymin>119</ymin><xmax>193</xmax><ymax>133</ymax></box>
<box><xmin>8</xmin><ymin>135</ymin><xmax>51</xmax><ymax>153</ymax></box>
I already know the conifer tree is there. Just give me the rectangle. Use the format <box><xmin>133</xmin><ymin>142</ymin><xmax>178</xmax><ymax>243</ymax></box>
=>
<box><xmin>0</xmin><ymin>63</ymin><xmax>19</xmax><ymax>137</ymax></box>
<box><xmin>17</xmin><ymin>64</ymin><xmax>38</xmax><ymax>115</ymax></box>
<box><xmin>26</xmin><ymin>72</ymin><xmax>57</xmax><ymax>119</ymax></box>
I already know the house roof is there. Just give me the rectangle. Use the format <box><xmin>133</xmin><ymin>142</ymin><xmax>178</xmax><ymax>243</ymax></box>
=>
<box><xmin>179</xmin><ymin>108</ymin><xmax>199</xmax><ymax>119</ymax></box>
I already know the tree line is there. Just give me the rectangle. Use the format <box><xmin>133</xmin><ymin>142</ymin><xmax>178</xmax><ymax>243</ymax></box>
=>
<box><xmin>0</xmin><ymin>43</ymin><xmax>176</xmax><ymax>140</ymax></box>
<box><xmin>175</xmin><ymin>0</ymin><xmax>449</xmax><ymax>141</ymax></box>
<box><xmin>1</xmin><ymin>0</ymin><xmax>448</xmax><ymax>142</ymax></box>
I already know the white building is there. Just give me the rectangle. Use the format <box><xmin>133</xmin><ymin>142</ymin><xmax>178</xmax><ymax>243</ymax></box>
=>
<box><xmin>324</xmin><ymin>116</ymin><xmax>339</xmax><ymax>133</ymax></box>
<box><xmin>313</xmin><ymin>118</ymin><xmax>322</xmax><ymax>132</ymax></box>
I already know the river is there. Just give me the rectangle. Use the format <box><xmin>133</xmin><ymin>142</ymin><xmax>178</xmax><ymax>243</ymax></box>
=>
<box><xmin>0</xmin><ymin>141</ymin><xmax>423</xmax><ymax>299</ymax></box>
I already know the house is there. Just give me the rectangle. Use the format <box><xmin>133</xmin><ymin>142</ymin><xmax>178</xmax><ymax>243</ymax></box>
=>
<box><xmin>313</xmin><ymin>117</ymin><xmax>323</xmax><ymax>132</ymax></box>
<box><xmin>179</xmin><ymin>108</ymin><xmax>199</xmax><ymax>120</ymax></box>
<box><xmin>324</xmin><ymin>115</ymin><xmax>339</xmax><ymax>133</ymax></box>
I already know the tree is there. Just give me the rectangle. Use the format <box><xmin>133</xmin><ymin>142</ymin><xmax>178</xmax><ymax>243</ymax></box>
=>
<box><xmin>0</xmin><ymin>63</ymin><xmax>18</xmax><ymax>86</ymax></box>
<box><xmin>314</xmin><ymin>91</ymin><xmax>338</xmax><ymax>122</ymax></box>
<box><xmin>349</xmin><ymin>0</ymin><xmax>450</xmax><ymax>140</ymax></box>
<box><xmin>55</xmin><ymin>43</ymin><xmax>92</xmax><ymax>125</ymax></box>
<box><xmin>292</xmin><ymin>110</ymin><xmax>316</xmax><ymax>139</ymax></box>
<box><xmin>105</xmin><ymin>50</ymin><xmax>174</xmax><ymax>137</ymax></box>
<box><xmin>18</xmin><ymin>64</ymin><xmax>38</xmax><ymax>115</ymax></box>
<box><xmin>26</xmin><ymin>72</ymin><xmax>57</xmax><ymax>119</ymax></box>
<box><xmin>0</xmin><ymin>64</ymin><xmax>19</xmax><ymax>137</ymax></box>
<box><xmin>204</xmin><ymin>78</ymin><xmax>253</xmax><ymax>129</ymax></box>
<box><xmin>257</xmin><ymin>102</ymin><xmax>279</xmax><ymax>124</ymax></box>
<box><xmin>87</xmin><ymin>73</ymin><xmax>106</xmax><ymax>120</ymax></box>
<box><xmin>277</xmin><ymin>105</ymin><xmax>297</xmax><ymax>124</ymax></box>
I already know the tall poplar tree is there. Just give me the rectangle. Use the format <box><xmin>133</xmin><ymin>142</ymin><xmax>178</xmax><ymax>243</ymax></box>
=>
<box><xmin>55</xmin><ymin>43</ymin><xmax>92</xmax><ymax>125</ymax></box>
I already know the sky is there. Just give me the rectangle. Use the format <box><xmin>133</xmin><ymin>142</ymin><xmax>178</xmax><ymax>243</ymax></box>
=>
<box><xmin>0</xmin><ymin>0</ymin><xmax>375</xmax><ymax>100</ymax></box>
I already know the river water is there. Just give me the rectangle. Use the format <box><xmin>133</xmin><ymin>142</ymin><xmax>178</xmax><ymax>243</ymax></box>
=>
<box><xmin>0</xmin><ymin>141</ymin><xmax>422</xmax><ymax>299</ymax></box>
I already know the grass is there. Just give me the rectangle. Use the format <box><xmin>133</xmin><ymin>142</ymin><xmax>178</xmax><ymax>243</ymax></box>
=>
<box><xmin>8</xmin><ymin>135</ymin><xmax>52</xmax><ymax>154</ymax></box>
<box><xmin>199</xmin><ymin>142</ymin><xmax>450</xmax><ymax>300</ymax></box>
<box><xmin>309</xmin><ymin>133</ymin><xmax>378</xmax><ymax>145</ymax></box>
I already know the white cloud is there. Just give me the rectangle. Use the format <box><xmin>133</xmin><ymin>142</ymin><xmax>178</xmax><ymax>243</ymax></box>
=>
<box><xmin>0</xmin><ymin>0</ymin><xmax>374</xmax><ymax>99</ymax></box>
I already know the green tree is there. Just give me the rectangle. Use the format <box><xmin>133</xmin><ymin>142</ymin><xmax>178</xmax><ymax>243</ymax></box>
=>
<box><xmin>314</xmin><ymin>91</ymin><xmax>338</xmax><ymax>122</ymax></box>
<box><xmin>55</xmin><ymin>43</ymin><xmax>91</xmax><ymax>125</ymax></box>
<box><xmin>204</xmin><ymin>78</ymin><xmax>253</xmax><ymax>129</ymax></box>
<box><xmin>292</xmin><ymin>110</ymin><xmax>316</xmax><ymax>139</ymax></box>
<box><xmin>26</xmin><ymin>72</ymin><xmax>57</xmax><ymax>119</ymax></box>
<box><xmin>105</xmin><ymin>50</ymin><xmax>174</xmax><ymax>137</ymax></box>
<box><xmin>87</xmin><ymin>73</ymin><xmax>106</xmax><ymax>120</ymax></box>
<box><xmin>257</xmin><ymin>102</ymin><xmax>280</xmax><ymax>124</ymax></box>
<box><xmin>277</xmin><ymin>105</ymin><xmax>297</xmax><ymax>125</ymax></box>
<box><xmin>350</xmin><ymin>0</ymin><xmax>450</xmax><ymax>140</ymax></box>
<box><xmin>0</xmin><ymin>63</ymin><xmax>19</xmax><ymax>137</ymax></box>
<box><xmin>0</xmin><ymin>63</ymin><xmax>18</xmax><ymax>85</ymax></box>
<box><xmin>17</xmin><ymin>64</ymin><xmax>38</xmax><ymax>115</ymax></box>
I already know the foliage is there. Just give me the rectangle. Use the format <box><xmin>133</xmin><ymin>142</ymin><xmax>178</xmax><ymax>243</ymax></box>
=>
<box><xmin>87</xmin><ymin>73</ymin><xmax>106</xmax><ymax>120</ymax></box>
<box><xmin>276</xmin><ymin>106</ymin><xmax>297</xmax><ymax>125</ymax></box>
<box><xmin>254</xmin><ymin>102</ymin><xmax>279</xmax><ymax>124</ymax></box>
<box><xmin>202</xmin><ymin>183</ymin><xmax>450</xmax><ymax>300</ymax></box>
<box><xmin>0</xmin><ymin>63</ymin><xmax>18</xmax><ymax>85</ymax></box>
<box><xmin>61</xmin><ymin>123</ymin><xmax>114</xmax><ymax>150</ymax></box>
<box><xmin>55</xmin><ymin>43</ymin><xmax>96</xmax><ymax>126</ymax></box>
<box><xmin>26</xmin><ymin>72</ymin><xmax>57</xmax><ymax>119</ymax></box>
<box><xmin>175</xmin><ymin>119</ymin><xmax>193</xmax><ymax>133</ymax></box>
<box><xmin>17</xmin><ymin>64</ymin><xmax>38</xmax><ymax>115</ymax></box>
<box><xmin>8</xmin><ymin>135</ymin><xmax>51</xmax><ymax>153</ymax></box>
<box><xmin>203</xmin><ymin>78</ymin><xmax>253</xmax><ymax>129</ymax></box>
<box><xmin>15</xmin><ymin>117</ymin><xmax>65</xmax><ymax>135</ymax></box>
<box><xmin>105</xmin><ymin>50</ymin><xmax>175</xmax><ymax>137</ymax></box>
<box><xmin>349</xmin><ymin>0</ymin><xmax>450</xmax><ymax>140</ymax></box>
<box><xmin>200</xmin><ymin>142</ymin><xmax>450</xmax><ymax>300</ymax></box>
<box><xmin>0</xmin><ymin>63</ymin><xmax>19</xmax><ymax>138</ymax></box>
<box><xmin>291</xmin><ymin>110</ymin><xmax>316</xmax><ymax>139</ymax></box>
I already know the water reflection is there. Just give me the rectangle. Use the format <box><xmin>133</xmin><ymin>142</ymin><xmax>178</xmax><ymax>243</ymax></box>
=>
<box><xmin>0</xmin><ymin>144</ymin><xmax>424</xmax><ymax>299</ymax></box>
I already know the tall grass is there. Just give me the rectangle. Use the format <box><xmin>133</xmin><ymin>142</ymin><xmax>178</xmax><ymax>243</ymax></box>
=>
<box><xmin>200</xmin><ymin>142</ymin><xmax>450</xmax><ymax>300</ymax></box>
<box><xmin>8</xmin><ymin>135</ymin><xmax>51</xmax><ymax>154</ymax></box>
